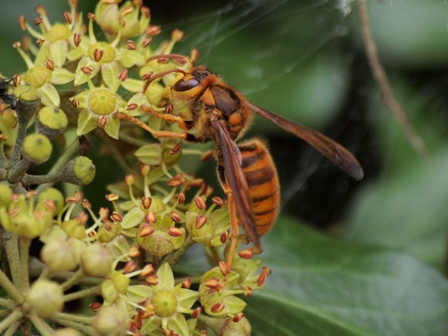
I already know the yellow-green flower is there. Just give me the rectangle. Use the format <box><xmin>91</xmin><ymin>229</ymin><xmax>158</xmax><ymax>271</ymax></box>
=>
<box><xmin>140</xmin><ymin>263</ymin><xmax>199</xmax><ymax>336</ymax></box>
<box><xmin>16</xmin><ymin>3</ymin><xmax>82</xmax><ymax>105</ymax></box>
<box><xmin>199</xmin><ymin>267</ymin><xmax>247</xmax><ymax>318</ymax></box>
<box><xmin>71</xmin><ymin>79</ymin><xmax>126</xmax><ymax>139</ymax></box>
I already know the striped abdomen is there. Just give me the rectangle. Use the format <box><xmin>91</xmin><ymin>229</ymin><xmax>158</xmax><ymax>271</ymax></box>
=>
<box><xmin>239</xmin><ymin>139</ymin><xmax>280</xmax><ymax>236</ymax></box>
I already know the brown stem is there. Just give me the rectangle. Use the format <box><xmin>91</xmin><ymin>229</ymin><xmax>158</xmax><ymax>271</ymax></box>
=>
<box><xmin>357</xmin><ymin>0</ymin><xmax>428</xmax><ymax>159</ymax></box>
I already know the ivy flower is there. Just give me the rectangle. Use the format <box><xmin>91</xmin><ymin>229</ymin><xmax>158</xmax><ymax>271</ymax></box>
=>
<box><xmin>71</xmin><ymin>78</ymin><xmax>126</xmax><ymax>139</ymax></box>
<box><xmin>15</xmin><ymin>3</ymin><xmax>82</xmax><ymax>105</ymax></box>
<box><xmin>199</xmin><ymin>267</ymin><xmax>248</xmax><ymax>318</ymax></box>
<box><xmin>140</xmin><ymin>263</ymin><xmax>199</xmax><ymax>336</ymax></box>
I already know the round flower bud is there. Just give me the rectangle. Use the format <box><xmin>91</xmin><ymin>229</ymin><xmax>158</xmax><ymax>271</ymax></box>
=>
<box><xmin>111</xmin><ymin>271</ymin><xmax>130</xmax><ymax>294</ymax></box>
<box><xmin>37</xmin><ymin>188</ymin><xmax>64</xmax><ymax>214</ymax></box>
<box><xmin>92</xmin><ymin>306</ymin><xmax>128</xmax><ymax>336</ymax></box>
<box><xmin>80</xmin><ymin>242</ymin><xmax>113</xmax><ymax>278</ymax></box>
<box><xmin>22</xmin><ymin>133</ymin><xmax>52</xmax><ymax>164</ymax></box>
<box><xmin>36</xmin><ymin>106</ymin><xmax>68</xmax><ymax>139</ymax></box>
<box><xmin>73</xmin><ymin>156</ymin><xmax>96</xmax><ymax>185</ymax></box>
<box><xmin>0</xmin><ymin>184</ymin><xmax>12</xmax><ymax>206</ymax></box>
<box><xmin>101</xmin><ymin>279</ymin><xmax>118</xmax><ymax>303</ymax></box>
<box><xmin>41</xmin><ymin>239</ymin><xmax>78</xmax><ymax>273</ymax></box>
<box><xmin>26</xmin><ymin>279</ymin><xmax>64</xmax><ymax>318</ymax></box>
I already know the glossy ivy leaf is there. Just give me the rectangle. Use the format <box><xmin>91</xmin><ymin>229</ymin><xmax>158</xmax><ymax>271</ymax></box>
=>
<box><xmin>243</xmin><ymin>217</ymin><xmax>448</xmax><ymax>336</ymax></box>
<box><xmin>346</xmin><ymin>149</ymin><xmax>448</xmax><ymax>268</ymax></box>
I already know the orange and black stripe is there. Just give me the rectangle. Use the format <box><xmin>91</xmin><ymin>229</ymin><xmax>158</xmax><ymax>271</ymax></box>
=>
<box><xmin>239</xmin><ymin>139</ymin><xmax>280</xmax><ymax>236</ymax></box>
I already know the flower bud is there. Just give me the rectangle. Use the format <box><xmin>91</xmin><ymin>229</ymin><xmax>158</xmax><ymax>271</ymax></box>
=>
<box><xmin>101</xmin><ymin>278</ymin><xmax>118</xmax><ymax>303</ymax></box>
<box><xmin>92</xmin><ymin>306</ymin><xmax>128</xmax><ymax>336</ymax></box>
<box><xmin>41</xmin><ymin>239</ymin><xmax>78</xmax><ymax>273</ymax></box>
<box><xmin>74</xmin><ymin>156</ymin><xmax>96</xmax><ymax>184</ymax></box>
<box><xmin>111</xmin><ymin>271</ymin><xmax>130</xmax><ymax>294</ymax></box>
<box><xmin>61</xmin><ymin>219</ymin><xmax>86</xmax><ymax>240</ymax></box>
<box><xmin>22</xmin><ymin>133</ymin><xmax>52</xmax><ymax>164</ymax></box>
<box><xmin>80</xmin><ymin>242</ymin><xmax>113</xmax><ymax>278</ymax></box>
<box><xmin>62</xmin><ymin>156</ymin><xmax>96</xmax><ymax>185</ymax></box>
<box><xmin>26</xmin><ymin>279</ymin><xmax>64</xmax><ymax>318</ymax></box>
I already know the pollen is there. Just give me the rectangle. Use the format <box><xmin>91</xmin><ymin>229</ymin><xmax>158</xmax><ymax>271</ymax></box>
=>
<box><xmin>88</xmin><ymin>88</ymin><xmax>118</xmax><ymax>115</ymax></box>
<box><xmin>88</xmin><ymin>42</ymin><xmax>116</xmax><ymax>64</ymax></box>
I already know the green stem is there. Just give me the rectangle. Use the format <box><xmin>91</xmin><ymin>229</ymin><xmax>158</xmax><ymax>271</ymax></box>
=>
<box><xmin>7</xmin><ymin>159</ymin><xmax>30</xmax><ymax>183</ymax></box>
<box><xmin>0</xmin><ymin>310</ymin><xmax>23</xmax><ymax>334</ymax></box>
<box><xmin>49</xmin><ymin>318</ymin><xmax>97</xmax><ymax>336</ymax></box>
<box><xmin>0</xmin><ymin>269</ymin><xmax>23</xmax><ymax>304</ymax></box>
<box><xmin>63</xmin><ymin>284</ymin><xmax>101</xmax><ymax>302</ymax></box>
<box><xmin>0</xmin><ymin>270</ymin><xmax>23</xmax><ymax>307</ymax></box>
<box><xmin>3</xmin><ymin>232</ymin><xmax>23</xmax><ymax>293</ymax></box>
<box><xmin>29</xmin><ymin>312</ymin><xmax>54</xmax><ymax>336</ymax></box>
<box><xmin>60</xmin><ymin>269</ymin><xmax>83</xmax><ymax>292</ymax></box>
<box><xmin>4</xmin><ymin>320</ymin><xmax>21</xmax><ymax>336</ymax></box>
<box><xmin>165</xmin><ymin>234</ymin><xmax>195</xmax><ymax>266</ymax></box>
<box><xmin>21</xmin><ymin>172</ymin><xmax>63</xmax><ymax>186</ymax></box>
<box><xmin>118</xmin><ymin>132</ymin><xmax>148</xmax><ymax>147</ymax></box>
<box><xmin>19</xmin><ymin>237</ymin><xmax>31</xmax><ymax>292</ymax></box>
<box><xmin>0</xmin><ymin>298</ymin><xmax>15</xmax><ymax>310</ymax></box>
<box><xmin>36</xmin><ymin>136</ymin><xmax>87</xmax><ymax>193</ymax></box>
<box><xmin>9</xmin><ymin>121</ymin><xmax>28</xmax><ymax>165</ymax></box>
<box><xmin>52</xmin><ymin>312</ymin><xmax>94</xmax><ymax>325</ymax></box>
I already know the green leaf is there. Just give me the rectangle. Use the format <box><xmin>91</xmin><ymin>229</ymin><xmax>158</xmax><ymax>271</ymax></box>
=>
<box><xmin>243</xmin><ymin>217</ymin><xmax>448</xmax><ymax>336</ymax></box>
<box><xmin>346</xmin><ymin>149</ymin><xmax>448</xmax><ymax>267</ymax></box>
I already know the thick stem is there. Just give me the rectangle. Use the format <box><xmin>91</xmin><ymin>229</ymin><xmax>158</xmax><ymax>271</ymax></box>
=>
<box><xmin>19</xmin><ymin>238</ymin><xmax>31</xmax><ymax>292</ymax></box>
<box><xmin>0</xmin><ymin>270</ymin><xmax>23</xmax><ymax>304</ymax></box>
<box><xmin>165</xmin><ymin>234</ymin><xmax>195</xmax><ymax>266</ymax></box>
<box><xmin>7</xmin><ymin>159</ymin><xmax>30</xmax><ymax>183</ymax></box>
<box><xmin>8</xmin><ymin>122</ymin><xmax>27</xmax><ymax>165</ymax></box>
<box><xmin>3</xmin><ymin>232</ymin><xmax>23</xmax><ymax>293</ymax></box>
<box><xmin>35</xmin><ymin>136</ymin><xmax>86</xmax><ymax>193</ymax></box>
<box><xmin>60</xmin><ymin>269</ymin><xmax>83</xmax><ymax>292</ymax></box>
<box><xmin>29</xmin><ymin>312</ymin><xmax>54</xmax><ymax>336</ymax></box>
<box><xmin>0</xmin><ymin>310</ymin><xmax>23</xmax><ymax>334</ymax></box>
<box><xmin>4</xmin><ymin>321</ymin><xmax>21</xmax><ymax>336</ymax></box>
<box><xmin>63</xmin><ymin>284</ymin><xmax>102</xmax><ymax>302</ymax></box>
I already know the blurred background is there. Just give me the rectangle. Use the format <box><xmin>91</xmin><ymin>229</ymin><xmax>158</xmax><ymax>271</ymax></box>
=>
<box><xmin>1</xmin><ymin>0</ymin><xmax>448</xmax><ymax>273</ymax></box>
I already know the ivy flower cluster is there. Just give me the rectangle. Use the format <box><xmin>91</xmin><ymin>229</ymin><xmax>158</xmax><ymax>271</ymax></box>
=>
<box><xmin>0</xmin><ymin>1</ymin><xmax>271</xmax><ymax>335</ymax></box>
